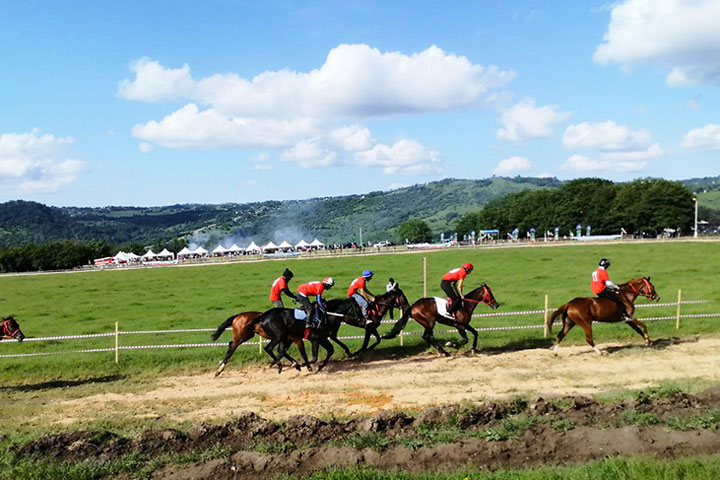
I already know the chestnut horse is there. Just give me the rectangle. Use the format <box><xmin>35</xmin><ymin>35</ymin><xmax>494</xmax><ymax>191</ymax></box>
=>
<box><xmin>382</xmin><ymin>284</ymin><xmax>499</xmax><ymax>356</ymax></box>
<box><xmin>545</xmin><ymin>277</ymin><xmax>660</xmax><ymax>355</ymax></box>
<box><xmin>1</xmin><ymin>316</ymin><xmax>24</xmax><ymax>342</ymax></box>
<box><xmin>211</xmin><ymin>311</ymin><xmax>310</xmax><ymax>377</ymax></box>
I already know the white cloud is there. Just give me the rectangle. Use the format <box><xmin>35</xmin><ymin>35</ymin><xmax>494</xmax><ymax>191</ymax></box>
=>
<box><xmin>138</xmin><ymin>142</ymin><xmax>154</xmax><ymax>153</ymax></box>
<box><xmin>253</xmin><ymin>164</ymin><xmax>274</xmax><ymax>171</ymax></box>
<box><xmin>560</xmin><ymin>154</ymin><xmax>647</xmax><ymax>172</ymax></box>
<box><xmin>248</xmin><ymin>153</ymin><xmax>270</xmax><ymax>163</ymax></box>
<box><xmin>0</xmin><ymin>130</ymin><xmax>85</xmax><ymax>193</ymax></box>
<box><xmin>120</xmin><ymin>45</ymin><xmax>516</xmax><ymax>118</ymax></box>
<box><xmin>281</xmin><ymin>139</ymin><xmax>339</xmax><ymax>168</ymax></box>
<box><xmin>681</xmin><ymin>124</ymin><xmax>720</xmax><ymax>151</ymax></box>
<box><xmin>594</xmin><ymin>0</ymin><xmax>720</xmax><ymax>86</ymax></box>
<box><xmin>327</xmin><ymin>125</ymin><xmax>375</xmax><ymax>152</ymax></box>
<box><xmin>354</xmin><ymin>139</ymin><xmax>442</xmax><ymax>175</ymax></box>
<box><xmin>496</xmin><ymin>99</ymin><xmax>570</xmax><ymax>141</ymax></box>
<box><xmin>600</xmin><ymin>143</ymin><xmax>664</xmax><ymax>160</ymax></box>
<box><xmin>562</xmin><ymin>121</ymin><xmax>652</xmax><ymax>151</ymax></box>
<box><xmin>491</xmin><ymin>156</ymin><xmax>533</xmax><ymax>175</ymax></box>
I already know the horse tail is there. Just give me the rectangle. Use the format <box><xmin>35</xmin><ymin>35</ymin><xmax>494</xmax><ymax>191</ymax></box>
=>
<box><xmin>546</xmin><ymin>304</ymin><xmax>568</xmax><ymax>335</ymax></box>
<box><xmin>210</xmin><ymin>314</ymin><xmax>237</xmax><ymax>341</ymax></box>
<box><xmin>382</xmin><ymin>307</ymin><xmax>411</xmax><ymax>339</ymax></box>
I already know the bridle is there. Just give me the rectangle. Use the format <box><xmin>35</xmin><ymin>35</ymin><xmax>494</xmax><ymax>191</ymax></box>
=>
<box><xmin>462</xmin><ymin>285</ymin><xmax>494</xmax><ymax>305</ymax></box>
<box><xmin>2</xmin><ymin>319</ymin><xmax>20</xmax><ymax>339</ymax></box>
<box><xmin>628</xmin><ymin>278</ymin><xmax>655</xmax><ymax>299</ymax></box>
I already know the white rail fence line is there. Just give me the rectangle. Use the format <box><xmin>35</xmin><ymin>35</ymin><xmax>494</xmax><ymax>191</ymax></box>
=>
<box><xmin>1</xmin><ymin>294</ymin><xmax>716</xmax><ymax>360</ymax></box>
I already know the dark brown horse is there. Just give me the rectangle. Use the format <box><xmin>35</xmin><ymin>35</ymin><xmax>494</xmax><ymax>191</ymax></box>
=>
<box><xmin>382</xmin><ymin>284</ymin><xmax>499</xmax><ymax>356</ymax></box>
<box><xmin>211</xmin><ymin>311</ymin><xmax>310</xmax><ymax>377</ymax></box>
<box><xmin>1</xmin><ymin>316</ymin><xmax>24</xmax><ymax>342</ymax></box>
<box><xmin>545</xmin><ymin>277</ymin><xmax>660</xmax><ymax>355</ymax></box>
<box><xmin>325</xmin><ymin>286</ymin><xmax>411</xmax><ymax>357</ymax></box>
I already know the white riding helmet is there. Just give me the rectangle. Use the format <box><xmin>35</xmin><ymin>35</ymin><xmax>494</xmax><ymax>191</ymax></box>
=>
<box><xmin>323</xmin><ymin>276</ymin><xmax>334</xmax><ymax>287</ymax></box>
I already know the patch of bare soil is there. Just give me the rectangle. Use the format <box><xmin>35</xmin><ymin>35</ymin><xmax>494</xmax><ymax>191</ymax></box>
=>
<box><xmin>12</xmin><ymin>387</ymin><xmax>720</xmax><ymax>479</ymax></box>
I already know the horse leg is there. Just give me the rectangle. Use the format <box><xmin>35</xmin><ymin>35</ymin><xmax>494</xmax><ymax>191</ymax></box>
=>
<box><xmin>316</xmin><ymin>338</ymin><xmax>335</xmax><ymax>372</ymax></box>
<box><xmin>465</xmin><ymin>324</ymin><xmax>480</xmax><ymax>354</ymax></box>
<box><xmin>310</xmin><ymin>340</ymin><xmax>320</xmax><ymax>364</ymax></box>
<box><xmin>627</xmin><ymin>319</ymin><xmax>652</xmax><ymax>345</ymax></box>
<box><xmin>454</xmin><ymin>325</ymin><xmax>469</xmax><ymax>348</ymax></box>
<box><xmin>353</xmin><ymin>328</ymin><xmax>373</xmax><ymax>357</ymax></box>
<box><xmin>280</xmin><ymin>340</ymin><xmax>303</xmax><ymax>372</ymax></box>
<box><xmin>553</xmin><ymin>319</ymin><xmax>575</xmax><ymax>356</ymax></box>
<box><xmin>578</xmin><ymin>321</ymin><xmax>602</xmax><ymax>355</ymax></box>
<box><xmin>422</xmin><ymin>326</ymin><xmax>450</xmax><ymax>357</ymax></box>
<box><xmin>274</xmin><ymin>340</ymin><xmax>292</xmax><ymax>374</ymax></box>
<box><xmin>263</xmin><ymin>338</ymin><xmax>282</xmax><ymax>369</ymax></box>
<box><xmin>330</xmin><ymin>332</ymin><xmax>353</xmax><ymax>358</ymax></box>
<box><xmin>365</xmin><ymin>325</ymin><xmax>382</xmax><ymax>352</ymax></box>
<box><xmin>294</xmin><ymin>339</ymin><xmax>312</xmax><ymax>371</ymax></box>
<box><xmin>215</xmin><ymin>326</ymin><xmax>254</xmax><ymax>377</ymax></box>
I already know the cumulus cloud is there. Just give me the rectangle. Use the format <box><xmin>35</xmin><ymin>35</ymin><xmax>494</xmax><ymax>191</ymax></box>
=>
<box><xmin>0</xmin><ymin>130</ymin><xmax>85</xmax><ymax>193</ymax></box>
<box><xmin>253</xmin><ymin>164</ymin><xmax>274</xmax><ymax>171</ymax></box>
<box><xmin>492</xmin><ymin>156</ymin><xmax>533</xmax><ymax>175</ymax></box>
<box><xmin>138</xmin><ymin>142</ymin><xmax>154</xmax><ymax>153</ymax></box>
<box><xmin>354</xmin><ymin>139</ymin><xmax>442</xmax><ymax>175</ymax></box>
<box><xmin>681</xmin><ymin>124</ymin><xmax>720</xmax><ymax>151</ymax></box>
<box><xmin>563</xmin><ymin>121</ymin><xmax>652</xmax><ymax>151</ymax></box>
<box><xmin>496</xmin><ymin>99</ymin><xmax>570</xmax><ymax>141</ymax></box>
<box><xmin>594</xmin><ymin>0</ymin><xmax>720</xmax><ymax>86</ymax></box>
<box><xmin>120</xmin><ymin>44</ymin><xmax>515</xmax><ymax>174</ymax></box>
<box><xmin>560</xmin><ymin>154</ymin><xmax>648</xmax><ymax>173</ymax></box>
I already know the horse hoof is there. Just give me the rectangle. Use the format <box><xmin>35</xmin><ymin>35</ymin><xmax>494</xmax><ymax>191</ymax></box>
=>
<box><xmin>445</xmin><ymin>341</ymin><xmax>454</xmax><ymax>348</ymax></box>
<box><xmin>293</xmin><ymin>363</ymin><xmax>301</xmax><ymax>371</ymax></box>
<box><xmin>469</xmin><ymin>349</ymin><xmax>478</xmax><ymax>356</ymax></box>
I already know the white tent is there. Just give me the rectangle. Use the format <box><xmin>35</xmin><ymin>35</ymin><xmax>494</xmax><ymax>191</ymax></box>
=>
<box><xmin>277</xmin><ymin>240</ymin><xmax>293</xmax><ymax>251</ymax></box>
<box><xmin>114</xmin><ymin>251</ymin><xmax>131</xmax><ymax>262</ymax></box>
<box><xmin>177</xmin><ymin>247</ymin><xmax>192</xmax><ymax>257</ymax></box>
<box><xmin>158</xmin><ymin>248</ymin><xmax>174</xmax><ymax>259</ymax></box>
<box><xmin>193</xmin><ymin>246</ymin><xmax>208</xmax><ymax>256</ymax></box>
<box><xmin>212</xmin><ymin>245</ymin><xmax>227</xmax><ymax>255</ymax></box>
<box><xmin>309</xmin><ymin>238</ymin><xmax>324</xmax><ymax>248</ymax></box>
<box><xmin>262</xmin><ymin>241</ymin><xmax>279</xmax><ymax>252</ymax></box>
<box><xmin>245</xmin><ymin>241</ymin><xmax>261</xmax><ymax>253</ymax></box>
<box><xmin>295</xmin><ymin>239</ymin><xmax>310</xmax><ymax>249</ymax></box>
<box><xmin>141</xmin><ymin>249</ymin><xmax>157</xmax><ymax>259</ymax></box>
<box><xmin>227</xmin><ymin>244</ymin><xmax>242</xmax><ymax>254</ymax></box>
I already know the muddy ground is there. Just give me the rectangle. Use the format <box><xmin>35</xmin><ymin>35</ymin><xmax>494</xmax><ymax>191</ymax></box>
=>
<box><xmin>13</xmin><ymin>386</ymin><xmax>720</xmax><ymax>479</ymax></box>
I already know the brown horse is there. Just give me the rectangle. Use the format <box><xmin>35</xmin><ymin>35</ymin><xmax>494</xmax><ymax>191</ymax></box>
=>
<box><xmin>1</xmin><ymin>316</ymin><xmax>24</xmax><ymax>342</ymax></box>
<box><xmin>382</xmin><ymin>284</ymin><xmax>499</xmax><ymax>356</ymax></box>
<box><xmin>211</xmin><ymin>311</ymin><xmax>310</xmax><ymax>377</ymax></box>
<box><xmin>545</xmin><ymin>277</ymin><xmax>660</xmax><ymax>355</ymax></box>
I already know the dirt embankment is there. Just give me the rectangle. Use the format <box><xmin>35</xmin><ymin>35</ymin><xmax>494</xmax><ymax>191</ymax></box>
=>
<box><xmin>14</xmin><ymin>387</ymin><xmax>720</xmax><ymax>479</ymax></box>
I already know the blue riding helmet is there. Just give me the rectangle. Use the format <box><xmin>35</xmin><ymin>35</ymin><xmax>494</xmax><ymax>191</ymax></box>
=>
<box><xmin>362</xmin><ymin>269</ymin><xmax>374</xmax><ymax>278</ymax></box>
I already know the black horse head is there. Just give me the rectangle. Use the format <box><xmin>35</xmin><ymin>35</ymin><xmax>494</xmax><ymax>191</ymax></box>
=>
<box><xmin>2</xmin><ymin>316</ymin><xmax>24</xmax><ymax>342</ymax></box>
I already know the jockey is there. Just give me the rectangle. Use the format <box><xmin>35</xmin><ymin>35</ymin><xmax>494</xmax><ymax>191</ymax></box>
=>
<box><xmin>441</xmin><ymin>263</ymin><xmax>473</xmax><ymax>315</ymax></box>
<box><xmin>347</xmin><ymin>270</ymin><xmax>376</xmax><ymax>325</ymax></box>
<box><xmin>592</xmin><ymin>258</ymin><xmax>631</xmax><ymax>319</ymax></box>
<box><xmin>269</xmin><ymin>268</ymin><xmax>296</xmax><ymax>308</ymax></box>
<box><xmin>296</xmin><ymin>277</ymin><xmax>334</xmax><ymax>329</ymax></box>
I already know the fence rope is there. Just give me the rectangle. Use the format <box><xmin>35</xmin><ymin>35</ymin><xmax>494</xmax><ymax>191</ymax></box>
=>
<box><xmin>2</xmin><ymin>300</ymin><xmax>717</xmax><ymax>359</ymax></box>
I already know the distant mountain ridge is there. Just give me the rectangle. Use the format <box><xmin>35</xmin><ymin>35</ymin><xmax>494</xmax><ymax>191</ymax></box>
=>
<box><xmin>0</xmin><ymin>175</ymin><xmax>715</xmax><ymax>248</ymax></box>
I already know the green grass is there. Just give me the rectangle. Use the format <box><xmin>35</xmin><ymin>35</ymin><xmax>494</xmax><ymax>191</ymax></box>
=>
<box><xmin>1</xmin><ymin>240</ymin><xmax>719</xmax><ymax>383</ymax></box>
<box><xmin>271</xmin><ymin>455</ymin><xmax>720</xmax><ymax>480</ymax></box>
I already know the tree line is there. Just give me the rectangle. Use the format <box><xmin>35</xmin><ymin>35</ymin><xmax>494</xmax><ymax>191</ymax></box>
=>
<box><xmin>454</xmin><ymin>178</ymin><xmax>695</xmax><ymax>238</ymax></box>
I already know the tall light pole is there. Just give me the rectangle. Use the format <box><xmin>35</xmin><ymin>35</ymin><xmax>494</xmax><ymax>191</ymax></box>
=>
<box><xmin>693</xmin><ymin>197</ymin><xmax>698</xmax><ymax>238</ymax></box>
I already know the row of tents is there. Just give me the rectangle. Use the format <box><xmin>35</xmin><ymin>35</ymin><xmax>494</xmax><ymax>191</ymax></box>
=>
<box><xmin>177</xmin><ymin>238</ymin><xmax>326</xmax><ymax>258</ymax></box>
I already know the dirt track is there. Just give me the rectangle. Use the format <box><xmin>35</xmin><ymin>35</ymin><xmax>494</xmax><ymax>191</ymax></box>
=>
<box><xmin>56</xmin><ymin>337</ymin><xmax>720</xmax><ymax>425</ymax></box>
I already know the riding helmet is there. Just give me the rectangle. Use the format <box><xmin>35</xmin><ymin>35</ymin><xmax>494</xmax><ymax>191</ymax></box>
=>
<box><xmin>323</xmin><ymin>276</ymin><xmax>335</xmax><ymax>287</ymax></box>
<box><xmin>598</xmin><ymin>258</ymin><xmax>611</xmax><ymax>268</ymax></box>
<box><xmin>362</xmin><ymin>269</ymin><xmax>374</xmax><ymax>278</ymax></box>
<box><xmin>463</xmin><ymin>262</ymin><xmax>474</xmax><ymax>271</ymax></box>
<box><xmin>283</xmin><ymin>268</ymin><xmax>294</xmax><ymax>279</ymax></box>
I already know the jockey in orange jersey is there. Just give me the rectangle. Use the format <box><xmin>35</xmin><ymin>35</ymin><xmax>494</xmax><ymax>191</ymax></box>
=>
<box><xmin>269</xmin><ymin>268</ymin><xmax>296</xmax><ymax>308</ymax></box>
<box><xmin>347</xmin><ymin>270</ymin><xmax>376</xmax><ymax>325</ymax></box>
<box><xmin>592</xmin><ymin>258</ymin><xmax>631</xmax><ymax>320</ymax></box>
<box><xmin>296</xmin><ymin>277</ymin><xmax>334</xmax><ymax>329</ymax></box>
<box><xmin>440</xmin><ymin>263</ymin><xmax>473</xmax><ymax>315</ymax></box>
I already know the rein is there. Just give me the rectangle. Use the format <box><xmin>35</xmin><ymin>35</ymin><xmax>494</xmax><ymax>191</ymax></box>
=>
<box><xmin>627</xmin><ymin>278</ymin><xmax>654</xmax><ymax>299</ymax></box>
<box><xmin>462</xmin><ymin>287</ymin><xmax>492</xmax><ymax>305</ymax></box>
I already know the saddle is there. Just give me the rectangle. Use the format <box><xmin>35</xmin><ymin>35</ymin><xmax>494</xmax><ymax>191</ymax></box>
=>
<box><xmin>434</xmin><ymin>297</ymin><xmax>455</xmax><ymax>319</ymax></box>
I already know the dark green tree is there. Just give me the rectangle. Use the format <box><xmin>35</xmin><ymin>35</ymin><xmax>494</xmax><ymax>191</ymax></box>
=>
<box><xmin>396</xmin><ymin>219</ymin><xmax>433</xmax><ymax>243</ymax></box>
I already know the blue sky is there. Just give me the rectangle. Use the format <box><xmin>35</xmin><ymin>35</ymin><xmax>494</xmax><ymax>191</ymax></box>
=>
<box><xmin>1</xmin><ymin>0</ymin><xmax>719</xmax><ymax>207</ymax></box>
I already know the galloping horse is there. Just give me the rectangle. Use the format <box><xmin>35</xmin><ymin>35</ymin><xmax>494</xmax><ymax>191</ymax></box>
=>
<box><xmin>211</xmin><ymin>311</ymin><xmax>310</xmax><ymax>377</ymax></box>
<box><xmin>1</xmin><ymin>316</ymin><xmax>24</xmax><ymax>342</ymax></box>
<box><xmin>545</xmin><ymin>277</ymin><xmax>660</xmax><ymax>355</ymax></box>
<box><xmin>382</xmin><ymin>284</ymin><xmax>499</xmax><ymax>356</ymax></box>
<box><xmin>325</xmin><ymin>286</ymin><xmax>410</xmax><ymax>357</ymax></box>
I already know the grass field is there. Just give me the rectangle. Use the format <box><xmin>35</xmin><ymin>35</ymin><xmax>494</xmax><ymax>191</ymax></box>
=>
<box><xmin>1</xmin><ymin>239</ymin><xmax>718</xmax><ymax>384</ymax></box>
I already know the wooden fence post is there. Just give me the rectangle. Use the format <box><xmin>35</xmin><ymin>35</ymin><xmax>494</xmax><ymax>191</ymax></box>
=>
<box><xmin>423</xmin><ymin>257</ymin><xmax>427</xmax><ymax>298</ymax></box>
<box><xmin>115</xmin><ymin>321</ymin><xmax>119</xmax><ymax>363</ymax></box>
<box><xmin>543</xmin><ymin>294</ymin><xmax>549</xmax><ymax>338</ymax></box>
<box><xmin>676</xmin><ymin>289</ymin><xmax>682</xmax><ymax>330</ymax></box>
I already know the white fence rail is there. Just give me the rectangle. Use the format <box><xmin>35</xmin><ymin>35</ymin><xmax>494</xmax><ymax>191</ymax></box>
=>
<box><xmin>1</xmin><ymin>294</ymin><xmax>716</xmax><ymax>360</ymax></box>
